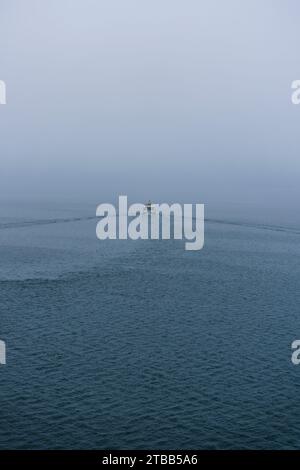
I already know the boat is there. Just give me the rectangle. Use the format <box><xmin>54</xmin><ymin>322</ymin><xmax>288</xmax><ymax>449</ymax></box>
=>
<box><xmin>144</xmin><ymin>200</ymin><xmax>155</xmax><ymax>213</ymax></box>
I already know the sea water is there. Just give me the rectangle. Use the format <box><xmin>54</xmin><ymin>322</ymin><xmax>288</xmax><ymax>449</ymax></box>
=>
<box><xmin>0</xmin><ymin>202</ymin><xmax>300</xmax><ymax>449</ymax></box>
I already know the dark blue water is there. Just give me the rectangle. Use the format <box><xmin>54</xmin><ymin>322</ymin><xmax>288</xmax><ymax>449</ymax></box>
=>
<box><xmin>1</xmin><ymin>204</ymin><xmax>300</xmax><ymax>449</ymax></box>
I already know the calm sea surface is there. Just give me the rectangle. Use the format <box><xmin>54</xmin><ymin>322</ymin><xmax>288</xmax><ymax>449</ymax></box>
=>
<box><xmin>1</xmin><ymin>203</ymin><xmax>300</xmax><ymax>449</ymax></box>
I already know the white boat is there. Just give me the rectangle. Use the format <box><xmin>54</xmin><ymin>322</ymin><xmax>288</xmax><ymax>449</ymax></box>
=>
<box><xmin>144</xmin><ymin>200</ymin><xmax>155</xmax><ymax>213</ymax></box>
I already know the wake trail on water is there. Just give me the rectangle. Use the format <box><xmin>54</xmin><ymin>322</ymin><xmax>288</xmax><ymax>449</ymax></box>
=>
<box><xmin>0</xmin><ymin>214</ymin><xmax>299</xmax><ymax>236</ymax></box>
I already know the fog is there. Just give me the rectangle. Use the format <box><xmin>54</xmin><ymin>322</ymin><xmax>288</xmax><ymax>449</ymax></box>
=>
<box><xmin>0</xmin><ymin>0</ymin><xmax>299</xmax><ymax>223</ymax></box>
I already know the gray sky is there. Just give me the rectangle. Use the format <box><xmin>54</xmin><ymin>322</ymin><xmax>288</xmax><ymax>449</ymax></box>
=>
<box><xmin>0</xmin><ymin>0</ymin><xmax>299</xmax><ymax>218</ymax></box>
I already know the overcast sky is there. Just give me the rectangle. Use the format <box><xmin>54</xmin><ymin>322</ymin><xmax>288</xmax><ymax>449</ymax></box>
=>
<box><xmin>0</xmin><ymin>0</ymin><xmax>299</xmax><ymax>219</ymax></box>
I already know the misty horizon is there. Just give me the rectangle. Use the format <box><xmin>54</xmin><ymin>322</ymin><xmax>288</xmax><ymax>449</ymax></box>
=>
<box><xmin>0</xmin><ymin>0</ymin><xmax>299</xmax><ymax>222</ymax></box>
